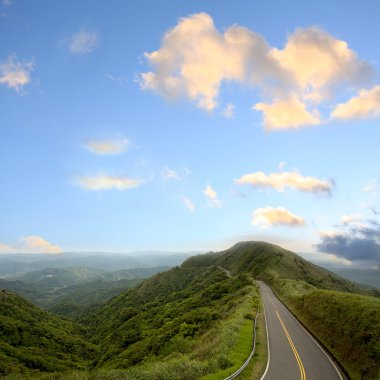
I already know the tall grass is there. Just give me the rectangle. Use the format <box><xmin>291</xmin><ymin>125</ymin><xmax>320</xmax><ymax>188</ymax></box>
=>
<box><xmin>274</xmin><ymin>279</ymin><xmax>380</xmax><ymax>380</ymax></box>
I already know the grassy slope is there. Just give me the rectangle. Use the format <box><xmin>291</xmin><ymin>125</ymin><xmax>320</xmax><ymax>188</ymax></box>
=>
<box><xmin>0</xmin><ymin>290</ymin><xmax>96</xmax><ymax>377</ymax></box>
<box><xmin>1</xmin><ymin>263</ymin><xmax>259</xmax><ymax>379</ymax></box>
<box><xmin>183</xmin><ymin>241</ymin><xmax>380</xmax><ymax>380</ymax></box>
<box><xmin>84</xmin><ymin>265</ymin><xmax>259</xmax><ymax>379</ymax></box>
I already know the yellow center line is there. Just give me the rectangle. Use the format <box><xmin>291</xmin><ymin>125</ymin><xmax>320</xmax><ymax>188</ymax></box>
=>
<box><xmin>275</xmin><ymin>310</ymin><xmax>306</xmax><ymax>380</ymax></box>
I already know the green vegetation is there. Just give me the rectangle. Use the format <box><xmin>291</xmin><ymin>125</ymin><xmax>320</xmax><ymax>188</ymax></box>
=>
<box><xmin>0</xmin><ymin>290</ymin><xmax>96</xmax><ymax>377</ymax></box>
<box><xmin>0</xmin><ymin>266</ymin><xmax>169</xmax><ymax>319</ymax></box>
<box><xmin>1</xmin><ymin>264</ymin><xmax>259</xmax><ymax>379</ymax></box>
<box><xmin>88</xmin><ymin>266</ymin><xmax>259</xmax><ymax>377</ymax></box>
<box><xmin>184</xmin><ymin>241</ymin><xmax>380</xmax><ymax>379</ymax></box>
<box><xmin>273</xmin><ymin>281</ymin><xmax>380</xmax><ymax>380</ymax></box>
<box><xmin>1</xmin><ymin>241</ymin><xmax>379</xmax><ymax>379</ymax></box>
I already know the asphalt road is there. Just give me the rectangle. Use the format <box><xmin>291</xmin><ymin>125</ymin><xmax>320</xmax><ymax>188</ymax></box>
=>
<box><xmin>258</xmin><ymin>281</ymin><xmax>345</xmax><ymax>380</ymax></box>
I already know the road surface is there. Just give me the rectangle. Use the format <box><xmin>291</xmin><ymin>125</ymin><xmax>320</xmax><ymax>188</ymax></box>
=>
<box><xmin>258</xmin><ymin>281</ymin><xmax>345</xmax><ymax>380</ymax></box>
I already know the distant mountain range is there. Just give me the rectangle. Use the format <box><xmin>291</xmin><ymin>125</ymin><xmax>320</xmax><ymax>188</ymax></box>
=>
<box><xmin>0</xmin><ymin>251</ymin><xmax>197</xmax><ymax>277</ymax></box>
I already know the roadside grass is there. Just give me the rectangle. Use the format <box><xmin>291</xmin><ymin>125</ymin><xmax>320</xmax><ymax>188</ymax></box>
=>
<box><xmin>198</xmin><ymin>316</ymin><xmax>253</xmax><ymax>380</ymax></box>
<box><xmin>273</xmin><ymin>279</ymin><xmax>380</xmax><ymax>380</ymax></box>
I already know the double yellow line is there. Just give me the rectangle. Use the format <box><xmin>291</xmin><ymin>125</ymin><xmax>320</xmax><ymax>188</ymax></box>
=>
<box><xmin>276</xmin><ymin>310</ymin><xmax>306</xmax><ymax>380</ymax></box>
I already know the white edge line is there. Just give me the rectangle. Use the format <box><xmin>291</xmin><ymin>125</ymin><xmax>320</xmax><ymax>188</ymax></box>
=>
<box><xmin>259</xmin><ymin>284</ymin><xmax>270</xmax><ymax>380</ymax></box>
<box><xmin>271</xmin><ymin>286</ymin><xmax>345</xmax><ymax>380</ymax></box>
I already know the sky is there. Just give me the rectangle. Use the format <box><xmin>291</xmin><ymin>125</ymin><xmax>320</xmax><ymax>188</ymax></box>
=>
<box><xmin>1</xmin><ymin>0</ymin><xmax>380</xmax><ymax>268</ymax></box>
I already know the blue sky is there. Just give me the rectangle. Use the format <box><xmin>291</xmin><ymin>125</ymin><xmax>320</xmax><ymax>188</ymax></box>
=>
<box><xmin>1</xmin><ymin>0</ymin><xmax>380</xmax><ymax>267</ymax></box>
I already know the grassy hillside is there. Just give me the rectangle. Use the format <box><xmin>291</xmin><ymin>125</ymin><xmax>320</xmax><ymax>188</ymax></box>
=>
<box><xmin>84</xmin><ymin>265</ymin><xmax>259</xmax><ymax>379</ymax></box>
<box><xmin>284</xmin><ymin>287</ymin><xmax>380</xmax><ymax>380</ymax></box>
<box><xmin>1</xmin><ymin>263</ymin><xmax>259</xmax><ymax>380</ymax></box>
<box><xmin>183</xmin><ymin>241</ymin><xmax>380</xmax><ymax>380</ymax></box>
<box><xmin>0</xmin><ymin>290</ymin><xmax>96</xmax><ymax>377</ymax></box>
<box><xmin>183</xmin><ymin>241</ymin><xmax>375</xmax><ymax>295</ymax></box>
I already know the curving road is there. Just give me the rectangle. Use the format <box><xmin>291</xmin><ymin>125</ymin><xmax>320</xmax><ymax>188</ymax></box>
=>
<box><xmin>258</xmin><ymin>281</ymin><xmax>345</xmax><ymax>380</ymax></box>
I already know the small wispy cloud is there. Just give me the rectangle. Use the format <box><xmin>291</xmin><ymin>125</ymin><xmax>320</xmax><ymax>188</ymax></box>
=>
<box><xmin>162</xmin><ymin>167</ymin><xmax>191</xmax><ymax>181</ymax></box>
<box><xmin>163</xmin><ymin>167</ymin><xmax>181</xmax><ymax>180</ymax></box>
<box><xmin>77</xmin><ymin>175</ymin><xmax>143</xmax><ymax>191</ymax></box>
<box><xmin>0</xmin><ymin>54</ymin><xmax>34</xmax><ymax>93</ymax></box>
<box><xmin>2</xmin><ymin>0</ymin><xmax>12</xmax><ymax>6</ymax></box>
<box><xmin>22</xmin><ymin>236</ymin><xmax>62</xmax><ymax>254</ymax></box>
<box><xmin>235</xmin><ymin>171</ymin><xmax>332</xmax><ymax>194</ymax></box>
<box><xmin>341</xmin><ymin>213</ymin><xmax>363</xmax><ymax>226</ymax></box>
<box><xmin>0</xmin><ymin>236</ymin><xmax>62</xmax><ymax>254</ymax></box>
<box><xmin>363</xmin><ymin>180</ymin><xmax>379</xmax><ymax>194</ymax></box>
<box><xmin>0</xmin><ymin>242</ymin><xmax>16</xmax><ymax>253</ymax></box>
<box><xmin>222</xmin><ymin>103</ymin><xmax>235</xmax><ymax>118</ymax></box>
<box><xmin>69</xmin><ymin>28</ymin><xmax>99</xmax><ymax>55</ymax></box>
<box><xmin>252</xmin><ymin>206</ymin><xmax>306</xmax><ymax>228</ymax></box>
<box><xmin>181</xmin><ymin>196</ymin><xmax>195</xmax><ymax>212</ymax></box>
<box><xmin>84</xmin><ymin>138</ymin><xmax>129</xmax><ymax>155</ymax></box>
<box><xmin>204</xmin><ymin>184</ymin><xmax>222</xmax><ymax>208</ymax></box>
<box><xmin>105</xmin><ymin>73</ymin><xmax>128</xmax><ymax>84</ymax></box>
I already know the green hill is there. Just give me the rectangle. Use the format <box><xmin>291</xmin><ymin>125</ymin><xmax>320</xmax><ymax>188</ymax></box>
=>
<box><xmin>183</xmin><ymin>241</ymin><xmax>380</xmax><ymax>380</ymax></box>
<box><xmin>182</xmin><ymin>241</ymin><xmax>374</xmax><ymax>294</ymax></box>
<box><xmin>86</xmin><ymin>265</ymin><xmax>259</xmax><ymax>379</ymax></box>
<box><xmin>0</xmin><ymin>289</ymin><xmax>96</xmax><ymax>377</ymax></box>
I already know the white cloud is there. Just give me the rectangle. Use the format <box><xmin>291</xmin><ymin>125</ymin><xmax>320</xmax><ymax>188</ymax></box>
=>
<box><xmin>2</xmin><ymin>0</ymin><xmax>12</xmax><ymax>6</ymax></box>
<box><xmin>222</xmin><ymin>103</ymin><xmax>235</xmax><ymax>118</ymax></box>
<box><xmin>0</xmin><ymin>54</ymin><xmax>34</xmax><ymax>93</ymax></box>
<box><xmin>204</xmin><ymin>184</ymin><xmax>222</xmax><ymax>208</ymax></box>
<box><xmin>77</xmin><ymin>175</ymin><xmax>143</xmax><ymax>190</ymax></box>
<box><xmin>331</xmin><ymin>85</ymin><xmax>380</xmax><ymax>120</ymax></box>
<box><xmin>162</xmin><ymin>167</ymin><xmax>191</xmax><ymax>181</ymax></box>
<box><xmin>163</xmin><ymin>167</ymin><xmax>181</xmax><ymax>180</ymax></box>
<box><xmin>0</xmin><ymin>243</ymin><xmax>16</xmax><ymax>253</ymax></box>
<box><xmin>140</xmin><ymin>12</ymin><xmax>275</xmax><ymax>111</ymax></box>
<box><xmin>363</xmin><ymin>180</ymin><xmax>379</xmax><ymax>194</ymax></box>
<box><xmin>270</xmin><ymin>27</ymin><xmax>372</xmax><ymax>101</ymax></box>
<box><xmin>278</xmin><ymin>161</ymin><xmax>287</xmax><ymax>170</ymax></box>
<box><xmin>252</xmin><ymin>206</ymin><xmax>306</xmax><ymax>228</ymax></box>
<box><xmin>0</xmin><ymin>236</ymin><xmax>62</xmax><ymax>254</ymax></box>
<box><xmin>253</xmin><ymin>95</ymin><xmax>320</xmax><ymax>130</ymax></box>
<box><xmin>140</xmin><ymin>13</ymin><xmax>373</xmax><ymax>129</ymax></box>
<box><xmin>22</xmin><ymin>236</ymin><xmax>62</xmax><ymax>254</ymax></box>
<box><xmin>69</xmin><ymin>28</ymin><xmax>99</xmax><ymax>55</ymax></box>
<box><xmin>235</xmin><ymin>171</ymin><xmax>332</xmax><ymax>194</ymax></box>
<box><xmin>181</xmin><ymin>196</ymin><xmax>195</xmax><ymax>212</ymax></box>
<box><xmin>105</xmin><ymin>73</ymin><xmax>128</xmax><ymax>84</ymax></box>
<box><xmin>84</xmin><ymin>138</ymin><xmax>129</xmax><ymax>155</ymax></box>
<box><xmin>341</xmin><ymin>214</ymin><xmax>362</xmax><ymax>225</ymax></box>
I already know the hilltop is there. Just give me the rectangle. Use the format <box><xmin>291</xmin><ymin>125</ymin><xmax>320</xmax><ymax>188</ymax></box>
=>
<box><xmin>182</xmin><ymin>241</ymin><xmax>374</xmax><ymax>294</ymax></box>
